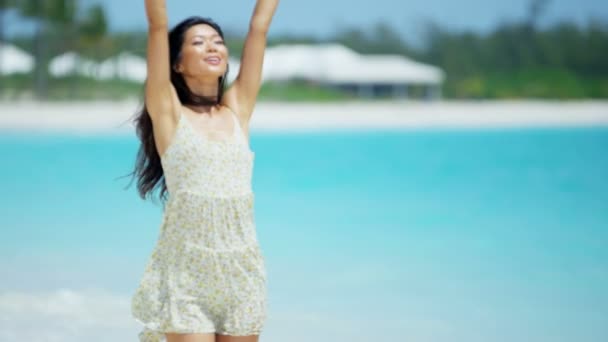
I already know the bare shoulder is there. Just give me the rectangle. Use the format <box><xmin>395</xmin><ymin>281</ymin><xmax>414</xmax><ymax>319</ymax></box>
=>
<box><xmin>222</xmin><ymin>87</ymin><xmax>256</xmax><ymax>143</ymax></box>
<box><xmin>221</xmin><ymin>84</ymin><xmax>250</xmax><ymax>127</ymax></box>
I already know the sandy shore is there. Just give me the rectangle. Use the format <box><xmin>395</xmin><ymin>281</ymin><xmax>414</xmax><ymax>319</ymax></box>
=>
<box><xmin>1</xmin><ymin>100</ymin><xmax>607</xmax><ymax>134</ymax></box>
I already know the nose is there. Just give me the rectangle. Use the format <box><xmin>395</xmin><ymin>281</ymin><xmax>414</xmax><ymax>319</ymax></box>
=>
<box><xmin>206</xmin><ymin>42</ymin><xmax>218</xmax><ymax>52</ymax></box>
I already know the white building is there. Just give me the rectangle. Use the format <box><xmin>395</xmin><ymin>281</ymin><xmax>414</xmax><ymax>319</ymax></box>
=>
<box><xmin>0</xmin><ymin>42</ymin><xmax>34</xmax><ymax>75</ymax></box>
<box><xmin>49</xmin><ymin>51</ymin><xmax>148</xmax><ymax>82</ymax></box>
<box><xmin>97</xmin><ymin>52</ymin><xmax>147</xmax><ymax>82</ymax></box>
<box><xmin>49</xmin><ymin>51</ymin><xmax>99</xmax><ymax>78</ymax></box>
<box><xmin>261</xmin><ymin>43</ymin><xmax>445</xmax><ymax>99</ymax></box>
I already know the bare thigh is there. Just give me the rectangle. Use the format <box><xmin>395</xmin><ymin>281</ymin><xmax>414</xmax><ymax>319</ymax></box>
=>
<box><xmin>165</xmin><ymin>333</ymin><xmax>216</xmax><ymax>342</ymax></box>
<box><xmin>216</xmin><ymin>334</ymin><xmax>260</xmax><ymax>342</ymax></box>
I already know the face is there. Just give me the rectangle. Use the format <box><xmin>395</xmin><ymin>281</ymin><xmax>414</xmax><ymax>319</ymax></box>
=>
<box><xmin>174</xmin><ymin>24</ymin><xmax>229</xmax><ymax>79</ymax></box>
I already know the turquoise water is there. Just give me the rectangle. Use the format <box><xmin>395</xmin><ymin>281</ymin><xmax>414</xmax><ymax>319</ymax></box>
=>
<box><xmin>1</xmin><ymin>127</ymin><xmax>607</xmax><ymax>341</ymax></box>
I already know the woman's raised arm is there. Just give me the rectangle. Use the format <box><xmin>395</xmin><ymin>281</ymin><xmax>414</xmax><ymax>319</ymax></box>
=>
<box><xmin>223</xmin><ymin>0</ymin><xmax>280</xmax><ymax>122</ymax></box>
<box><xmin>144</xmin><ymin>0</ymin><xmax>180</xmax><ymax>121</ymax></box>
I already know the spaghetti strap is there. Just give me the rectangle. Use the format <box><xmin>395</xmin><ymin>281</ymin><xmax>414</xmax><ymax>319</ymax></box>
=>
<box><xmin>230</xmin><ymin>112</ymin><xmax>240</xmax><ymax>138</ymax></box>
<box><xmin>229</xmin><ymin>110</ymin><xmax>247</xmax><ymax>145</ymax></box>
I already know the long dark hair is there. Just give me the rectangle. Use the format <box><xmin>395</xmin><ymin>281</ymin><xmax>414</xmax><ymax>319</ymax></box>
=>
<box><xmin>126</xmin><ymin>16</ymin><xmax>229</xmax><ymax>205</ymax></box>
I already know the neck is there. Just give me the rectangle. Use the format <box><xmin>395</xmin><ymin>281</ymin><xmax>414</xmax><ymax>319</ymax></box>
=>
<box><xmin>183</xmin><ymin>75</ymin><xmax>219</xmax><ymax>103</ymax></box>
<box><xmin>187</xmin><ymin>103</ymin><xmax>217</xmax><ymax>114</ymax></box>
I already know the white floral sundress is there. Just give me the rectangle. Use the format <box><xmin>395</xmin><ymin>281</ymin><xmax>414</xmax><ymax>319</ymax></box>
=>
<box><xmin>130</xmin><ymin>109</ymin><xmax>267</xmax><ymax>341</ymax></box>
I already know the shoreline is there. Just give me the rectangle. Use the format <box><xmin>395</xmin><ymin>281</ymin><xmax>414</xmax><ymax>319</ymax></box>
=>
<box><xmin>1</xmin><ymin>99</ymin><xmax>608</xmax><ymax>134</ymax></box>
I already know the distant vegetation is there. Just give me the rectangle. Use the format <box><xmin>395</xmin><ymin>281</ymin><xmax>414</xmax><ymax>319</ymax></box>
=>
<box><xmin>1</xmin><ymin>0</ymin><xmax>607</xmax><ymax>100</ymax></box>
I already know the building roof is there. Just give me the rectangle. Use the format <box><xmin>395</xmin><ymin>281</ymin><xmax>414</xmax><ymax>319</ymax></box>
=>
<box><xmin>262</xmin><ymin>43</ymin><xmax>445</xmax><ymax>85</ymax></box>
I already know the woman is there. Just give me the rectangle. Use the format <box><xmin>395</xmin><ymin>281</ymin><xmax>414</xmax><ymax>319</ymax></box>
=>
<box><xmin>129</xmin><ymin>1</ymin><xmax>279</xmax><ymax>341</ymax></box>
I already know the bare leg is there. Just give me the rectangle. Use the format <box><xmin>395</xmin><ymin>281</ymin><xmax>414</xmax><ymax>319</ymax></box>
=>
<box><xmin>216</xmin><ymin>334</ymin><xmax>260</xmax><ymax>342</ymax></box>
<box><xmin>165</xmin><ymin>333</ymin><xmax>216</xmax><ymax>342</ymax></box>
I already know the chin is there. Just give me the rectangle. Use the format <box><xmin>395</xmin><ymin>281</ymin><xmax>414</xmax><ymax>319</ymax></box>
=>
<box><xmin>207</xmin><ymin>66</ymin><xmax>228</xmax><ymax>77</ymax></box>
<box><xmin>197</xmin><ymin>69</ymin><xmax>227</xmax><ymax>79</ymax></box>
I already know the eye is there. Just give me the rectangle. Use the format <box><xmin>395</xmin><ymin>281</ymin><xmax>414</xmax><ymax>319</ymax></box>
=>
<box><xmin>215</xmin><ymin>40</ymin><xmax>224</xmax><ymax>45</ymax></box>
<box><xmin>193</xmin><ymin>41</ymin><xmax>203</xmax><ymax>45</ymax></box>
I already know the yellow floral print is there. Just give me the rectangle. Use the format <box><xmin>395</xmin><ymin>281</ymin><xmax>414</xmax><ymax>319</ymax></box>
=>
<box><xmin>130</xmin><ymin>111</ymin><xmax>267</xmax><ymax>341</ymax></box>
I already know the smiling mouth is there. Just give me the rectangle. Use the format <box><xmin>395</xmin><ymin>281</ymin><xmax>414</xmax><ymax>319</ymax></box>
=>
<box><xmin>204</xmin><ymin>57</ymin><xmax>221</xmax><ymax>65</ymax></box>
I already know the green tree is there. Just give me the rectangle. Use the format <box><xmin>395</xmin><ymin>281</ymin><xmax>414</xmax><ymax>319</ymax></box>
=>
<box><xmin>77</xmin><ymin>3</ymin><xmax>109</xmax><ymax>62</ymax></box>
<box><xmin>17</xmin><ymin>0</ymin><xmax>78</xmax><ymax>99</ymax></box>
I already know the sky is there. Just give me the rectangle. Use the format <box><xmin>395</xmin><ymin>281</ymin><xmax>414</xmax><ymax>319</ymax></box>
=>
<box><xmin>4</xmin><ymin>0</ymin><xmax>608</xmax><ymax>46</ymax></box>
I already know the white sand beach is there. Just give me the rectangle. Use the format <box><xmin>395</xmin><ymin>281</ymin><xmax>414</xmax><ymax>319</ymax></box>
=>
<box><xmin>1</xmin><ymin>100</ymin><xmax>607</xmax><ymax>134</ymax></box>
